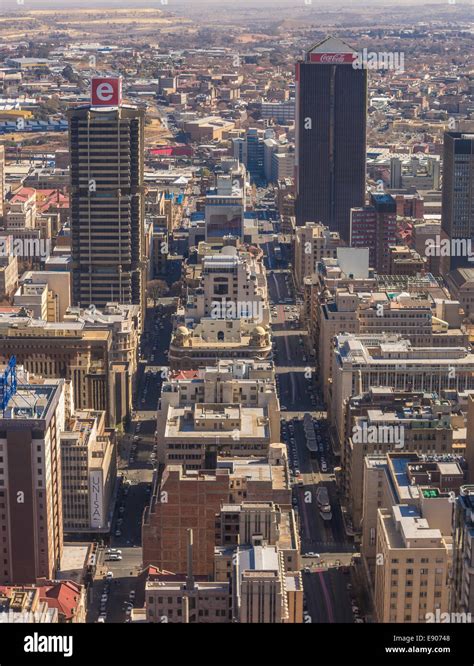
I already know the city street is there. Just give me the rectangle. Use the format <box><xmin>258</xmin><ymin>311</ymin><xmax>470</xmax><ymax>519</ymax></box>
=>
<box><xmin>88</xmin><ymin>299</ymin><xmax>174</xmax><ymax>624</ymax></box>
<box><xmin>268</xmin><ymin>259</ymin><xmax>356</xmax><ymax>623</ymax></box>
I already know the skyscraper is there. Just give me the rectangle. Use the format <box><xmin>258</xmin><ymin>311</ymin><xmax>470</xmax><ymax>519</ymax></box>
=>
<box><xmin>0</xmin><ymin>371</ymin><xmax>65</xmax><ymax>584</ymax></box>
<box><xmin>441</xmin><ymin>131</ymin><xmax>474</xmax><ymax>274</ymax></box>
<box><xmin>69</xmin><ymin>77</ymin><xmax>146</xmax><ymax>310</ymax></box>
<box><xmin>295</xmin><ymin>36</ymin><xmax>367</xmax><ymax>241</ymax></box>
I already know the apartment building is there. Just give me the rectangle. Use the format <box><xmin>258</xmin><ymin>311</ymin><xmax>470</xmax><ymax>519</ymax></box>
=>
<box><xmin>60</xmin><ymin>410</ymin><xmax>116</xmax><ymax>533</ymax></box>
<box><xmin>0</xmin><ymin>378</ymin><xmax>65</xmax><ymax>584</ymax></box>
<box><xmin>388</xmin><ymin>246</ymin><xmax>426</xmax><ymax>275</ymax></box>
<box><xmin>4</xmin><ymin>187</ymin><xmax>36</xmax><ymax>230</ymax></box>
<box><xmin>146</xmin><ymin>577</ymin><xmax>230</xmax><ymax>624</ymax></box>
<box><xmin>204</xmin><ymin>176</ymin><xmax>244</xmax><ymax>242</ymax></box>
<box><xmin>13</xmin><ymin>282</ymin><xmax>49</xmax><ymax>320</ymax></box>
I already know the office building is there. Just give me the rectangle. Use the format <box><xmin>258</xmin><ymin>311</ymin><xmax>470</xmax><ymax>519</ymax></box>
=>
<box><xmin>0</xmin><ymin>376</ymin><xmax>65</xmax><ymax>584</ymax></box>
<box><xmin>331</xmin><ymin>334</ymin><xmax>474</xmax><ymax>446</ymax></box>
<box><xmin>0</xmin><ymin>312</ymin><xmax>131</xmax><ymax>426</ymax></box>
<box><xmin>294</xmin><ymin>222</ymin><xmax>342</xmax><ymax>289</ymax></box>
<box><xmin>450</xmin><ymin>485</ymin><xmax>474</xmax><ymax>618</ymax></box>
<box><xmin>350</xmin><ymin>193</ymin><xmax>398</xmax><ymax>273</ymax></box>
<box><xmin>441</xmin><ymin>132</ymin><xmax>474</xmax><ymax>274</ymax></box>
<box><xmin>60</xmin><ymin>410</ymin><xmax>116</xmax><ymax>533</ymax></box>
<box><xmin>158</xmin><ymin>361</ymin><xmax>280</xmax><ymax>445</ymax></box>
<box><xmin>68</xmin><ymin>78</ymin><xmax>146</xmax><ymax>310</ymax></box>
<box><xmin>204</xmin><ymin>176</ymin><xmax>244</xmax><ymax>243</ymax></box>
<box><xmin>234</xmin><ymin>543</ymin><xmax>303</xmax><ymax>623</ymax></box>
<box><xmin>374</xmin><ymin>503</ymin><xmax>450</xmax><ymax>623</ymax></box>
<box><xmin>295</xmin><ymin>36</ymin><xmax>367</xmax><ymax>240</ymax></box>
<box><xmin>345</xmin><ymin>391</ymin><xmax>461</xmax><ymax>528</ymax></box>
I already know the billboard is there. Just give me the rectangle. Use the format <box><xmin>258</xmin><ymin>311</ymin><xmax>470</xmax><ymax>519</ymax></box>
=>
<box><xmin>91</xmin><ymin>77</ymin><xmax>122</xmax><ymax>106</ymax></box>
<box><xmin>309</xmin><ymin>53</ymin><xmax>355</xmax><ymax>64</ymax></box>
<box><xmin>89</xmin><ymin>471</ymin><xmax>104</xmax><ymax>528</ymax></box>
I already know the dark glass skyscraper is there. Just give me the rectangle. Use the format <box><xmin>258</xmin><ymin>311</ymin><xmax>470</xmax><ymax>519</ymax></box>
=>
<box><xmin>295</xmin><ymin>36</ymin><xmax>367</xmax><ymax>242</ymax></box>
<box><xmin>441</xmin><ymin>131</ymin><xmax>474</xmax><ymax>273</ymax></box>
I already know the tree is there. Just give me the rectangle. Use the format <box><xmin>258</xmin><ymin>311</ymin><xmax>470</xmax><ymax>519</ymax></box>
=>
<box><xmin>170</xmin><ymin>280</ymin><xmax>183</xmax><ymax>297</ymax></box>
<box><xmin>147</xmin><ymin>279</ymin><xmax>169</xmax><ymax>306</ymax></box>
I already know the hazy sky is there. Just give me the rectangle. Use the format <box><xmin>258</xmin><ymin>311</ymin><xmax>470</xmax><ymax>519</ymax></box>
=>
<box><xmin>1</xmin><ymin>0</ymin><xmax>471</xmax><ymax>7</ymax></box>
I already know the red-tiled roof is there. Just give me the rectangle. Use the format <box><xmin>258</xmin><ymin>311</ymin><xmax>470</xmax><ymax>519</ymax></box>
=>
<box><xmin>170</xmin><ymin>369</ymin><xmax>200</xmax><ymax>380</ymax></box>
<box><xmin>10</xmin><ymin>187</ymin><xmax>36</xmax><ymax>203</ymax></box>
<box><xmin>38</xmin><ymin>581</ymin><xmax>82</xmax><ymax>621</ymax></box>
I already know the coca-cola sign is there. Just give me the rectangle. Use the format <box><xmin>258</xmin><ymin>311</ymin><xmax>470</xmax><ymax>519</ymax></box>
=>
<box><xmin>309</xmin><ymin>53</ymin><xmax>355</xmax><ymax>64</ymax></box>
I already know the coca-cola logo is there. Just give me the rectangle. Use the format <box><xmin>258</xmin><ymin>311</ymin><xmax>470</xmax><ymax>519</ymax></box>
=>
<box><xmin>310</xmin><ymin>53</ymin><xmax>355</xmax><ymax>64</ymax></box>
<box><xmin>320</xmin><ymin>54</ymin><xmax>348</xmax><ymax>63</ymax></box>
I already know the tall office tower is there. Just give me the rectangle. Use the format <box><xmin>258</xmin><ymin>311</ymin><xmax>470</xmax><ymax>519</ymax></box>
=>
<box><xmin>69</xmin><ymin>77</ymin><xmax>146</xmax><ymax>310</ymax></box>
<box><xmin>441</xmin><ymin>132</ymin><xmax>474</xmax><ymax>274</ymax></box>
<box><xmin>0</xmin><ymin>367</ymin><xmax>65</xmax><ymax>584</ymax></box>
<box><xmin>295</xmin><ymin>36</ymin><xmax>367</xmax><ymax>241</ymax></box>
<box><xmin>450</xmin><ymin>485</ymin><xmax>474</xmax><ymax>617</ymax></box>
<box><xmin>350</xmin><ymin>192</ymin><xmax>397</xmax><ymax>273</ymax></box>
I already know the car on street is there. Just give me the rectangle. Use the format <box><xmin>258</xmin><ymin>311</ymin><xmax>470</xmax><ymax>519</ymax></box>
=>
<box><xmin>115</xmin><ymin>530</ymin><xmax>122</xmax><ymax>537</ymax></box>
<box><xmin>105</xmin><ymin>572</ymin><xmax>114</xmax><ymax>580</ymax></box>
<box><xmin>106</xmin><ymin>548</ymin><xmax>122</xmax><ymax>555</ymax></box>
